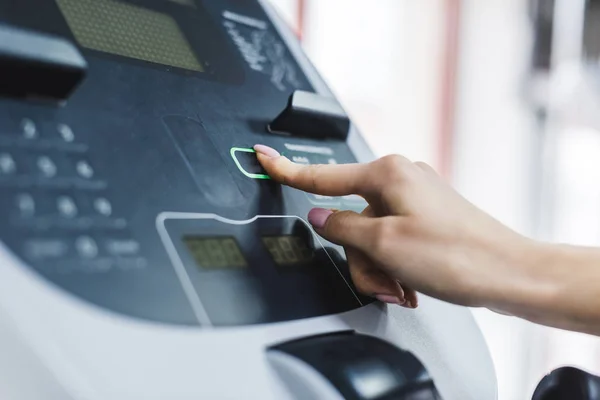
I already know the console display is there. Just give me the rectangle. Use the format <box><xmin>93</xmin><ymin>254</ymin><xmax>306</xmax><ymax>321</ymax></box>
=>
<box><xmin>184</xmin><ymin>236</ymin><xmax>247</xmax><ymax>269</ymax></box>
<box><xmin>262</xmin><ymin>235</ymin><xmax>314</xmax><ymax>266</ymax></box>
<box><xmin>56</xmin><ymin>0</ymin><xmax>204</xmax><ymax>72</ymax></box>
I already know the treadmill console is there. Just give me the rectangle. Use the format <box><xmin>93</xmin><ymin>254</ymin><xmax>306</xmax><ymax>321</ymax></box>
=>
<box><xmin>0</xmin><ymin>2</ymin><xmax>499</xmax><ymax>399</ymax></box>
<box><xmin>0</xmin><ymin>0</ymin><xmax>370</xmax><ymax>326</ymax></box>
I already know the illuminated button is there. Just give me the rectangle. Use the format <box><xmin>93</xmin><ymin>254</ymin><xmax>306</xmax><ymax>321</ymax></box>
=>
<box><xmin>57</xmin><ymin>196</ymin><xmax>77</xmax><ymax>218</ymax></box>
<box><xmin>75</xmin><ymin>236</ymin><xmax>98</xmax><ymax>258</ymax></box>
<box><xmin>57</xmin><ymin>124</ymin><xmax>75</xmax><ymax>142</ymax></box>
<box><xmin>21</xmin><ymin>118</ymin><xmax>37</xmax><ymax>139</ymax></box>
<box><xmin>0</xmin><ymin>153</ymin><xmax>16</xmax><ymax>175</ymax></box>
<box><xmin>76</xmin><ymin>160</ymin><xmax>94</xmax><ymax>179</ymax></box>
<box><xmin>15</xmin><ymin>193</ymin><xmax>35</xmax><ymax>217</ymax></box>
<box><xmin>37</xmin><ymin>156</ymin><xmax>57</xmax><ymax>177</ymax></box>
<box><xmin>94</xmin><ymin>197</ymin><xmax>112</xmax><ymax>216</ymax></box>
<box><xmin>230</xmin><ymin>147</ymin><xmax>270</xmax><ymax>179</ymax></box>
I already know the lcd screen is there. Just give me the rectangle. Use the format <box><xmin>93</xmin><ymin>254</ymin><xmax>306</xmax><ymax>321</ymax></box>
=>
<box><xmin>184</xmin><ymin>236</ymin><xmax>247</xmax><ymax>269</ymax></box>
<box><xmin>262</xmin><ymin>235</ymin><xmax>314</xmax><ymax>266</ymax></box>
<box><xmin>56</xmin><ymin>0</ymin><xmax>204</xmax><ymax>72</ymax></box>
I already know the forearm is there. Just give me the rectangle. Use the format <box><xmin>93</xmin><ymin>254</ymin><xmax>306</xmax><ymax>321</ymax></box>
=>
<box><xmin>493</xmin><ymin>241</ymin><xmax>600</xmax><ymax>335</ymax></box>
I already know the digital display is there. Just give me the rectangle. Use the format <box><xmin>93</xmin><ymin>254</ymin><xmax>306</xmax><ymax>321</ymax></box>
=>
<box><xmin>56</xmin><ymin>0</ymin><xmax>204</xmax><ymax>72</ymax></box>
<box><xmin>184</xmin><ymin>236</ymin><xmax>247</xmax><ymax>269</ymax></box>
<box><xmin>262</xmin><ymin>236</ymin><xmax>314</xmax><ymax>266</ymax></box>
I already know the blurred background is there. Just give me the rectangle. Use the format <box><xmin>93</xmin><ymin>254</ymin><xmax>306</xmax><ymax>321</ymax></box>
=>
<box><xmin>266</xmin><ymin>0</ymin><xmax>600</xmax><ymax>399</ymax></box>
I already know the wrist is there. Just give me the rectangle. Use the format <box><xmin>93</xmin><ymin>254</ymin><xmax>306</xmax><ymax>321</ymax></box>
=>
<box><xmin>484</xmin><ymin>237</ymin><xmax>558</xmax><ymax>317</ymax></box>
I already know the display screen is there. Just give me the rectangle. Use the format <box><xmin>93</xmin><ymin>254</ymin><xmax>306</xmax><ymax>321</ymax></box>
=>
<box><xmin>56</xmin><ymin>0</ymin><xmax>204</xmax><ymax>72</ymax></box>
<box><xmin>262</xmin><ymin>236</ymin><xmax>315</xmax><ymax>266</ymax></box>
<box><xmin>184</xmin><ymin>236</ymin><xmax>247</xmax><ymax>269</ymax></box>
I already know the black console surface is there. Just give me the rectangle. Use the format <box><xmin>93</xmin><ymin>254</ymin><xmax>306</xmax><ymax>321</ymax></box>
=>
<box><xmin>0</xmin><ymin>0</ymin><xmax>370</xmax><ymax>326</ymax></box>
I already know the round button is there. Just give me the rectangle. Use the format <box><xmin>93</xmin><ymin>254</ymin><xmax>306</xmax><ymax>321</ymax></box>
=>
<box><xmin>94</xmin><ymin>197</ymin><xmax>112</xmax><ymax>216</ymax></box>
<box><xmin>37</xmin><ymin>156</ymin><xmax>57</xmax><ymax>178</ymax></box>
<box><xmin>75</xmin><ymin>236</ymin><xmax>98</xmax><ymax>258</ymax></box>
<box><xmin>57</xmin><ymin>196</ymin><xmax>77</xmax><ymax>218</ymax></box>
<box><xmin>76</xmin><ymin>160</ymin><xmax>94</xmax><ymax>179</ymax></box>
<box><xmin>15</xmin><ymin>193</ymin><xmax>35</xmax><ymax>217</ymax></box>
<box><xmin>0</xmin><ymin>153</ymin><xmax>16</xmax><ymax>175</ymax></box>
<box><xmin>21</xmin><ymin>119</ymin><xmax>37</xmax><ymax>139</ymax></box>
<box><xmin>58</xmin><ymin>124</ymin><xmax>75</xmax><ymax>143</ymax></box>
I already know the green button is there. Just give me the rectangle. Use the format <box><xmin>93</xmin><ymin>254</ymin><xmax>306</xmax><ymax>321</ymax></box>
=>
<box><xmin>230</xmin><ymin>147</ymin><xmax>270</xmax><ymax>180</ymax></box>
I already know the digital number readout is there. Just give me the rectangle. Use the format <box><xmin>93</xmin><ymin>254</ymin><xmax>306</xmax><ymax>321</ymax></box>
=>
<box><xmin>183</xmin><ymin>236</ymin><xmax>247</xmax><ymax>269</ymax></box>
<box><xmin>262</xmin><ymin>236</ymin><xmax>314</xmax><ymax>266</ymax></box>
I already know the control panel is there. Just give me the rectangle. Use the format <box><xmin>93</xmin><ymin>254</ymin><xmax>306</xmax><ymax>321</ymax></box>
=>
<box><xmin>0</xmin><ymin>0</ymin><xmax>369</xmax><ymax>326</ymax></box>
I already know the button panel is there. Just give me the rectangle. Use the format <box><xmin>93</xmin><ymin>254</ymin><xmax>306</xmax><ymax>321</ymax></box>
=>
<box><xmin>1</xmin><ymin>116</ymin><xmax>144</xmax><ymax>275</ymax></box>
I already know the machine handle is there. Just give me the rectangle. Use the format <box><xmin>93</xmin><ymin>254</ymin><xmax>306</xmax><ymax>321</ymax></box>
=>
<box><xmin>268</xmin><ymin>331</ymin><xmax>441</xmax><ymax>400</ymax></box>
<box><xmin>0</xmin><ymin>24</ymin><xmax>87</xmax><ymax>101</ymax></box>
<box><xmin>268</xmin><ymin>90</ymin><xmax>350</xmax><ymax>140</ymax></box>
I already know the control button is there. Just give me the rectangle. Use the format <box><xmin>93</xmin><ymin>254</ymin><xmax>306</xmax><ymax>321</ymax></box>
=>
<box><xmin>0</xmin><ymin>153</ymin><xmax>16</xmax><ymax>175</ymax></box>
<box><xmin>37</xmin><ymin>156</ymin><xmax>57</xmax><ymax>177</ymax></box>
<box><xmin>57</xmin><ymin>124</ymin><xmax>75</xmax><ymax>142</ymax></box>
<box><xmin>25</xmin><ymin>239</ymin><xmax>68</xmax><ymax>260</ymax></box>
<box><xmin>105</xmin><ymin>239</ymin><xmax>140</xmax><ymax>257</ymax></box>
<box><xmin>291</xmin><ymin>155</ymin><xmax>310</xmax><ymax>165</ymax></box>
<box><xmin>93</xmin><ymin>197</ymin><xmax>112</xmax><ymax>216</ymax></box>
<box><xmin>230</xmin><ymin>147</ymin><xmax>270</xmax><ymax>179</ymax></box>
<box><xmin>15</xmin><ymin>193</ymin><xmax>35</xmax><ymax>217</ymax></box>
<box><xmin>76</xmin><ymin>160</ymin><xmax>94</xmax><ymax>179</ymax></box>
<box><xmin>21</xmin><ymin>118</ymin><xmax>37</xmax><ymax>139</ymax></box>
<box><xmin>75</xmin><ymin>236</ymin><xmax>98</xmax><ymax>258</ymax></box>
<box><xmin>57</xmin><ymin>196</ymin><xmax>77</xmax><ymax>218</ymax></box>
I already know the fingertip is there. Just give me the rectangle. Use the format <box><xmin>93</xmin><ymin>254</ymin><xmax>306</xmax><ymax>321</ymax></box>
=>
<box><xmin>307</xmin><ymin>208</ymin><xmax>334</xmax><ymax>229</ymax></box>
<box><xmin>253</xmin><ymin>144</ymin><xmax>280</xmax><ymax>158</ymax></box>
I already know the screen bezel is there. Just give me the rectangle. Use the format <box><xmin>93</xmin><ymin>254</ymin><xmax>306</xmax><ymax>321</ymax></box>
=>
<box><xmin>2</xmin><ymin>0</ymin><xmax>246</xmax><ymax>85</ymax></box>
<box><xmin>161</xmin><ymin>215</ymin><xmax>363</xmax><ymax>326</ymax></box>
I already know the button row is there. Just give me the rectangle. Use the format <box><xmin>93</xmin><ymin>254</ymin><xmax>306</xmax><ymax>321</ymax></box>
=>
<box><xmin>24</xmin><ymin>236</ymin><xmax>146</xmax><ymax>274</ymax></box>
<box><xmin>25</xmin><ymin>236</ymin><xmax>141</xmax><ymax>260</ymax></box>
<box><xmin>12</xmin><ymin>119</ymin><xmax>77</xmax><ymax>143</ymax></box>
<box><xmin>15</xmin><ymin>193</ymin><xmax>112</xmax><ymax>219</ymax></box>
<box><xmin>0</xmin><ymin>151</ymin><xmax>94</xmax><ymax>179</ymax></box>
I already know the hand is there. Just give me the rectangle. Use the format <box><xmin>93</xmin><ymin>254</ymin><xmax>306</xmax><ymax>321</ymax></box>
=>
<box><xmin>254</xmin><ymin>144</ymin><xmax>536</xmax><ymax>311</ymax></box>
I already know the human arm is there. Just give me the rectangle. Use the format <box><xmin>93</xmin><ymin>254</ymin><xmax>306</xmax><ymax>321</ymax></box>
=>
<box><xmin>254</xmin><ymin>144</ymin><xmax>600</xmax><ymax>336</ymax></box>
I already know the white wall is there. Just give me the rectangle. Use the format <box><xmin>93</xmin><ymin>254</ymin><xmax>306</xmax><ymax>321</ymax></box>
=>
<box><xmin>269</xmin><ymin>0</ymin><xmax>444</xmax><ymax>165</ymax></box>
<box><xmin>452</xmin><ymin>1</ymin><xmax>540</xmax><ymax>399</ymax></box>
<box><xmin>454</xmin><ymin>1</ymin><xmax>600</xmax><ymax>399</ymax></box>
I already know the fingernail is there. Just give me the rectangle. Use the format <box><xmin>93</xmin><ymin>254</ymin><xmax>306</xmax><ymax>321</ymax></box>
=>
<box><xmin>375</xmin><ymin>294</ymin><xmax>401</xmax><ymax>305</ymax></box>
<box><xmin>254</xmin><ymin>144</ymin><xmax>280</xmax><ymax>158</ymax></box>
<box><xmin>308</xmin><ymin>208</ymin><xmax>334</xmax><ymax>229</ymax></box>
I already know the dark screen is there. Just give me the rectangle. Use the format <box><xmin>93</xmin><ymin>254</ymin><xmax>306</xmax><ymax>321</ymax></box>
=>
<box><xmin>262</xmin><ymin>235</ymin><xmax>314</xmax><ymax>266</ymax></box>
<box><xmin>184</xmin><ymin>236</ymin><xmax>247</xmax><ymax>269</ymax></box>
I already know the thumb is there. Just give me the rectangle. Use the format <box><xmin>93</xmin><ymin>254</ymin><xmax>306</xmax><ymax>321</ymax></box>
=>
<box><xmin>307</xmin><ymin>208</ymin><xmax>381</xmax><ymax>253</ymax></box>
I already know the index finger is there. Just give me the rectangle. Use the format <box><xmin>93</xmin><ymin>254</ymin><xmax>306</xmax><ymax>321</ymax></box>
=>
<box><xmin>255</xmin><ymin>146</ymin><xmax>374</xmax><ymax>197</ymax></box>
